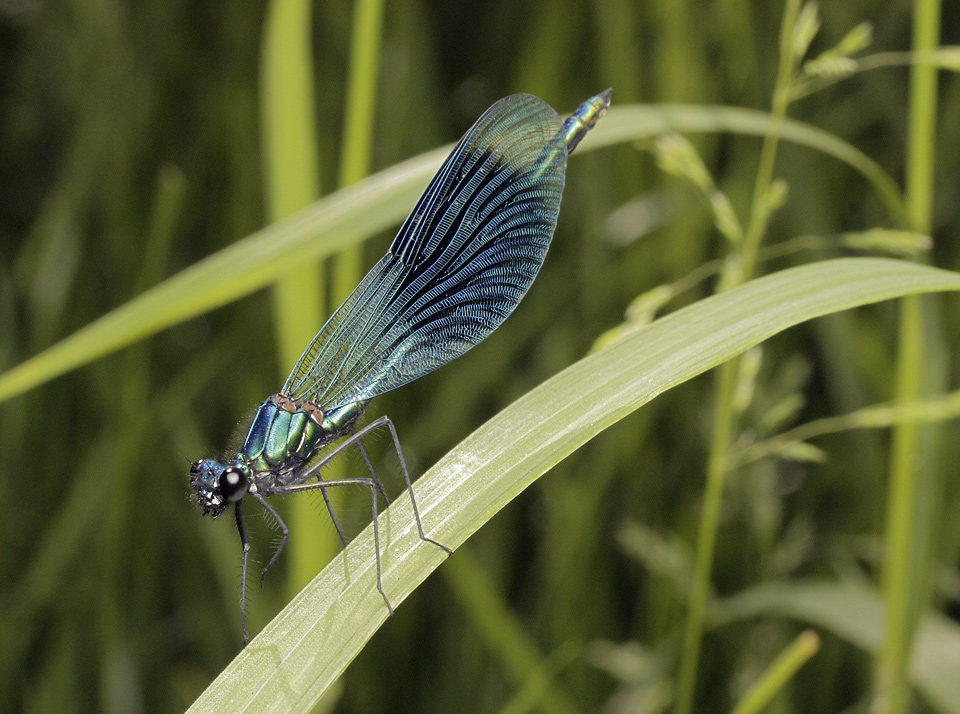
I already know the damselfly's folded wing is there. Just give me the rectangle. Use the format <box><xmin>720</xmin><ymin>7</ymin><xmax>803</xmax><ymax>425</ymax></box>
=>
<box><xmin>282</xmin><ymin>94</ymin><xmax>567</xmax><ymax>409</ymax></box>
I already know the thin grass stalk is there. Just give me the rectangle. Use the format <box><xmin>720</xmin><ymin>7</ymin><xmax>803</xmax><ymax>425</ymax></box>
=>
<box><xmin>876</xmin><ymin>0</ymin><xmax>942</xmax><ymax>712</ymax></box>
<box><xmin>674</xmin><ymin>358</ymin><xmax>738</xmax><ymax>714</ymax></box>
<box><xmin>673</xmin><ymin>2</ymin><xmax>802</xmax><ymax>713</ymax></box>
<box><xmin>788</xmin><ymin>49</ymin><xmax>960</xmax><ymax>101</ymax></box>
<box><xmin>259</xmin><ymin>0</ymin><xmax>329</xmax><ymax>597</ymax></box>
<box><xmin>731</xmin><ymin>388</ymin><xmax>960</xmax><ymax>468</ymax></box>
<box><xmin>728</xmin><ymin>630</ymin><xmax>820</xmax><ymax>714</ymax></box>
<box><xmin>332</xmin><ymin>0</ymin><xmax>384</xmax><ymax>303</ymax></box>
<box><xmin>739</xmin><ymin>0</ymin><xmax>798</xmax><ymax>279</ymax></box>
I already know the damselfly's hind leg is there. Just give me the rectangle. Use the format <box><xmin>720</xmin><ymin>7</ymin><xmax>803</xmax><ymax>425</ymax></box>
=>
<box><xmin>275</xmin><ymin>415</ymin><xmax>452</xmax><ymax>612</ymax></box>
<box><xmin>278</xmin><ymin>474</ymin><xmax>395</xmax><ymax>613</ymax></box>
<box><xmin>309</xmin><ymin>427</ymin><xmax>389</xmax><ymax>549</ymax></box>
<box><xmin>349</xmin><ymin>424</ymin><xmax>391</xmax><ymax>506</ymax></box>
<box><xmin>299</xmin><ymin>416</ymin><xmax>452</xmax><ymax>557</ymax></box>
<box><xmin>370</xmin><ymin>415</ymin><xmax>453</xmax><ymax>556</ymax></box>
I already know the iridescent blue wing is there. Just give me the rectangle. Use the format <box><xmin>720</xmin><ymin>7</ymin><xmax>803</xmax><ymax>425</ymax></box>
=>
<box><xmin>282</xmin><ymin>93</ymin><xmax>568</xmax><ymax>409</ymax></box>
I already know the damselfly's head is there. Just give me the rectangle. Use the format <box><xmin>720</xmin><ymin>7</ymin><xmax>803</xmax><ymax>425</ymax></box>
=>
<box><xmin>189</xmin><ymin>459</ymin><xmax>250</xmax><ymax>517</ymax></box>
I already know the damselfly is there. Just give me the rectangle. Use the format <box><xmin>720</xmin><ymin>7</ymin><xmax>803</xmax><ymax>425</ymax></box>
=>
<box><xmin>190</xmin><ymin>89</ymin><xmax>611</xmax><ymax>643</ymax></box>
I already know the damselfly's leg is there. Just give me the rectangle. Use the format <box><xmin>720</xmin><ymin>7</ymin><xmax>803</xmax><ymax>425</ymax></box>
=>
<box><xmin>319</xmin><ymin>486</ymin><xmax>349</xmax><ymax>547</ymax></box>
<box><xmin>309</xmin><ymin>428</ymin><xmax>387</xmax><ymax>549</ymax></box>
<box><xmin>371</xmin><ymin>415</ymin><xmax>453</xmax><ymax>555</ymax></box>
<box><xmin>349</xmin><ymin>425</ymin><xmax>390</xmax><ymax>504</ymax></box>
<box><xmin>298</xmin><ymin>417</ymin><xmax>440</xmax><ymax>549</ymax></box>
<box><xmin>250</xmin><ymin>492</ymin><xmax>289</xmax><ymax>587</ymax></box>
<box><xmin>281</xmin><ymin>417</ymin><xmax>452</xmax><ymax>609</ymax></box>
<box><xmin>280</xmin><ymin>476</ymin><xmax>395</xmax><ymax>614</ymax></box>
<box><xmin>234</xmin><ymin>501</ymin><xmax>251</xmax><ymax>646</ymax></box>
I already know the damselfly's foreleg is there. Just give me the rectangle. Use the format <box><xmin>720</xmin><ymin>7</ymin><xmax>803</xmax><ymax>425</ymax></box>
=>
<box><xmin>251</xmin><ymin>492</ymin><xmax>289</xmax><ymax>587</ymax></box>
<box><xmin>234</xmin><ymin>501</ymin><xmax>251</xmax><ymax>646</ymax></box>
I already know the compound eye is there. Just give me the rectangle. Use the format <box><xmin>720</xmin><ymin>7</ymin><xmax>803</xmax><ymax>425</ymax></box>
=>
<box><xmin>218</xmin><ymin>468</ymin><xmax>248</xmax><ymax>502</ymax></box>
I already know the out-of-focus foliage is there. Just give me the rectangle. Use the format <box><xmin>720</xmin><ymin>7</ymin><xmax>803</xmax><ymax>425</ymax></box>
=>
<box><xmin>2</xmin><ymin>1</ymin><xmax>959</xmax><ymax>713</ymax></box>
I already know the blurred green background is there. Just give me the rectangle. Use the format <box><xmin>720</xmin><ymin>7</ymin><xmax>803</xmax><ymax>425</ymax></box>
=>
<box><xmin>2</xmin><ymin>0</ymin><xmax>960</xmax><ymax>712</ymax></box>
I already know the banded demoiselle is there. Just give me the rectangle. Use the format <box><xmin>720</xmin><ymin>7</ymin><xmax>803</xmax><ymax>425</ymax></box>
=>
<box><xmin>190</xmin><ymin>89</ymin><xmax>611</xmax><ymax>643</ymax></box>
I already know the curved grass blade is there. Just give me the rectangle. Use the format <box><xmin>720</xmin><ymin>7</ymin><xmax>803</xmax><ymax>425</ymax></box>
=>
<box><xmin>186</xmin><ymin>258</ymin><xmax>960</xmax><ymax>714</ymax></box>
<box><xmin>0</xmin><ymin>106</ymin><xmax>904</xmax><ymax>404</ymax></box>
<box><xmin>594</xmin><ymin>104</ymin><xmax>907</xmax><ymax>224</ymax></box>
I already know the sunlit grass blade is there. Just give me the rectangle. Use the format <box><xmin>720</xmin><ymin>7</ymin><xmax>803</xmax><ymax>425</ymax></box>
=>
<box><xmin>0</xmin><ymin>148</ymin><xmax>448</xmax><ymax>403</ymax></box>
<box><xmin>186</xmin><ymin>258</ymin><xmax>960</xmax><ymax>714</ymax></box>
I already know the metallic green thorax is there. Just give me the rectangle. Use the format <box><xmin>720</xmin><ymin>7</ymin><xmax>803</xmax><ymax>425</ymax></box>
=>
<box><xmin>189</xmin><ymin>394</ymin><xmax>366</xmax><ymax>519</ymax></box>
<box><xmin>241</xmin><ymin>394</ymin><xmax>363</xmax><ymax>475</ymax></box>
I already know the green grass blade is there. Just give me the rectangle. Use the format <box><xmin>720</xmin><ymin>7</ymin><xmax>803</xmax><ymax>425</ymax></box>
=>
<box><xmin>0</xmin><ymin>148</ymin><xmax>447</xmax><ymax>403</ymax></box>
<box><xmin>332</xmin><ymin>0</ymin><xmax>384</xmax><ymax>303</ymax></box>
<box><xmin>878</xmin><ymin>1</ymin><xmax>943</xmax><ymax>712</ymax></box>
<box><xmin>186</xmin><ymin>258</ymin><xmax>960</xmax><ymax>714</ymax></box>
<box><xmin>0</xmin><ymin>105</ymin><xmax>904</xmax><ymax>404</ymax></box>
<box><xmin>259</xmin><ymin>0</ymin><xmax>331</xmax><ymax>617</ymax></box>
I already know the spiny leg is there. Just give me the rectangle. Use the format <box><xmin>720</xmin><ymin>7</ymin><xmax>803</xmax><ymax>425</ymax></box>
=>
<box><xmin>250</xmin><ymin>492</ymin><xmax>289</xmax><ymax>586</ymax></box>
<box><xmin>319</xmin><ymin>485</ymin><xmax>349</xmax><ymax>547</ymax></box>
<box><xmin>234</xmin><ymin>501</ymin><xmax>251</xmax><ymax>646</ymax></box>
<box><xmin>349</xmin><ymin>425</ymin><xmax>390</xmax><ymax>505</ymax></box>
<box><xmin>372</xmin><ymin>415</ymin><xmax>453</xmax><ymax>556</ymax></box>
<box><xmin>281</xmin><ymin>418</ymin><xmax>452</xmax><ymax>608</ymax></box>
<box><xmin>296</xmin><ymin>424</ymin><xmax>386</xmax><ymax>548</ymax></box>
<box><xmin>313</xmin><ymin>426</ymin><xmax>389</xmax><ymax>550</ymax></box>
